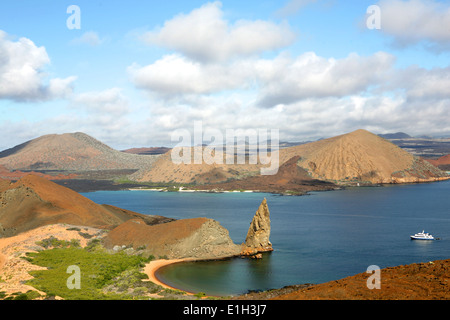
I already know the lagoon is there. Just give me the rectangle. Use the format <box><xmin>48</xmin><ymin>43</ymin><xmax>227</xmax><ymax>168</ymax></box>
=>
<box><xmin>82</xmin><ymin>180</ymin><xmax>450</xmax><ymax>296</ymax></box>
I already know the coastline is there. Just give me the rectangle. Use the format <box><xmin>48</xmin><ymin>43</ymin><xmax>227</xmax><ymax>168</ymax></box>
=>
<box><xmin>143</xmin><ymin>258</ymin><xmax>197</xmax><ymax>295</ymax></box>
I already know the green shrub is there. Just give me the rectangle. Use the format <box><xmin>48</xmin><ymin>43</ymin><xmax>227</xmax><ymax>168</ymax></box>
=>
<box><xmin>35</xmin><ymin>236</ymin><xmax>80</xmax><ymax>249</ymax></box>
<box><xmin>26</xmin><ymin>247</ymin><xmax>150</xmax><ymax>300</ymax></box>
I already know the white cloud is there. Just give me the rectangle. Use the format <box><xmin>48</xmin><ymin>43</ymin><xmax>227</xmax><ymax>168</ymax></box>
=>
<box><xmin>0</xmin><ymin>30</ymin><xmax>76</xmax><ymax>102</ymax></box>
<box><xmin>48</xmin><ymin>76</ymin><xmax>77</xmax><ymax>99</ymax></box>
<box><xmin>128</xmin><ymin>54</ymin><xmax>253</xmax><ymax>96</ymax></box>
<box><xmin>141</xmin><ymin>1</ymin><xmax>295</xmax><ymax>62</ymax></box>
<box><xmin>129</xmin><ymin>50</ymin><xmax>396</xmax><ymax>104</ymax></box>
<box><xmin>72</xmin><ymin>88</ymin><xmax>130</xmax><ymax>116</ymax></box>
<box><xmin>255</xmin><ymin>51</ymin><xmax>396</xmax><ymax>107</ymax></box>
<box><xmin>70</xmin><ymin>31</ymin><xmax>104</xmax><ymax>46</ymax></box>
<box><xmin>398</xmin><ymin>66</ymin><xmax>450</xmax><ymax>100</ymax></box>
<box><xmin>127</xmin><ymin>46</ymin><xmax>450</xmax><ymax>144</ymax></box>
<box><xmin>377</xmin><ymin>0</ymin><xmax>450</xmax><ymax>49</ymax></box>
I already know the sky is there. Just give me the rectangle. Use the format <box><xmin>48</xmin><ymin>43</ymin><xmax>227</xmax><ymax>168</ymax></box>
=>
<box><xmin>0</xmin><ymin>0</ymin><xmax>449</xmax><ymax>150</ymax></box>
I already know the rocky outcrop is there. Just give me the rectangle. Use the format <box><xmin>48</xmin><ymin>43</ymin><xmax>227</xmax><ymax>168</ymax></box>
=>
<box><xmin>241</xmin><ymin>198</ymin><xmax>273</xmax><ymax>256</ymax></box>
<box><xmin>103</xmin><ymin>217</ymin><xmax>242</xmax><ymax>259</ymax></box>
<box><xmin>104</xmin><ymin>199</ymin><xmax>275</xmax><ymax>260</ymax></box>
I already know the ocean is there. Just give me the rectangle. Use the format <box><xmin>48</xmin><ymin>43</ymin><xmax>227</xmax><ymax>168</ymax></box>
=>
<box><xmin>82</xmin><ymin>179</ymin><xmax>450</xmax><ymax>296</ymax></box>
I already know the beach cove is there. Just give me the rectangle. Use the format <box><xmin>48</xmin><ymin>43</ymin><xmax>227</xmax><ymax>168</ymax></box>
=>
<box><xmin>82</xmin><ymin>179</ymin><xmax>450</xmax><ymax>296</ymax></box>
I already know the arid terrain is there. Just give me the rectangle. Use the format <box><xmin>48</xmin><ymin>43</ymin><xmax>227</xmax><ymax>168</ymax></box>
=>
<box><xmin>132</xmin><ymin>129</ymin><xmax>449</xmax><ymax>190</ymax></box>
<box><xmin>192</xmin><ymin>156</ymin><xmax>337</xmax><ymax>194</ymax></box>
<box><xmin>2</xmin><ymin>221</ymin><xmax>449</xmax><ymax>300</ymax></box>
<box><xmin>233</xmin><ymin>259</ymin><xmax>450</xmax><ymax>300</ymax></box>
<box><xmin>0</xmin><ymin>129</ymin><xmax>449</xmax><ymax>300</ymax></box>
<box><xmin>103</xmin><ymin>217</ymin><xmax>242</xmax><ymax>260</ymax></box>
<box><xmin>0</xmin><ymin>223</ymin><xmax>104</xmax><ymax>296</ymax></box>
<box><xmin>0</xmin><ymin>175</ymin><xmax>173</xmax><ymax>237</ymax></box>
<box><xmin>0</xmin><ymin>130</ymin><xmax>448</xmax><ymax>194</ymax></box>
<box><xmin>279</xmin><ymin>129</ymin><xmax>448</xmax><ymax>184</ymax></box>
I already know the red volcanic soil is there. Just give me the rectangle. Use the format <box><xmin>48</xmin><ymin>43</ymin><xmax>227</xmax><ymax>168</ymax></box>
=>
<box><xmin>427</xmin><ymin>154</ymin><xmax>450</xmax><ymax>166</ymax></box>
<box><xmin>193</xmin><ymin>156</ymin><xmax>336</xmax><ymax>194</ymax></box>
<box><xmin>272</xmin><ymin>259</ymin><xmax>450</xmax><ymax>300</ymax></box>
<box><xmin>0</xmin><ymin>175</ymin><xmax>171</xmax><ymax>237</ymax></box>
<box><xmin>104</xmin><ymin>217</ymin><xmax>208</xmax><ymax>249</ymax></box>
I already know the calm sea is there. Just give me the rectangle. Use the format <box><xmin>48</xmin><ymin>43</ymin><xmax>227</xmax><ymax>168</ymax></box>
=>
<box><xmin>82</xmin><ymin>180</ymin><xmax>450</xmax><ymax>296</ymax></box>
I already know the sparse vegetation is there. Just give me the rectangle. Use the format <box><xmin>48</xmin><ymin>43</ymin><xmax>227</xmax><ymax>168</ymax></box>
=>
<box><xmin>0</xmin><ymin>290</ymin><xmax>42</xmax><ymax>300</ymax></box>
<box><xmin>20</xmin><ymin>237</ymin><xmax>199</xmax><ymax>300</ymax></box>
<box><xmin>25</xmin><ymin>245</ymin><xmax>153</xmax><ymax>300</ymax></box>
<box><xmin>35</xmin><ymin>236</ymin><xmax>80</xmax><ymax>249</ymax></box>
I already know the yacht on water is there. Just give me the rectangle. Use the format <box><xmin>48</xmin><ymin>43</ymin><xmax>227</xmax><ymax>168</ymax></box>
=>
<box><xmin>410</xmin><ymin>230</ymin><xmax>435</xmax><ymax>240</ymax></box>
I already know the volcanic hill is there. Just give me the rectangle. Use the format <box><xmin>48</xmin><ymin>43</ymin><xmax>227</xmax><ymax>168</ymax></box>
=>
<box><xmin>103</xmin><ymin>217</ymin><xmax>242</xmax><ymax>260</ymax></box>
<box><xmin>134</xmin><ymin>129</ymin><xmax>448</xmax><ymax>188</ymax></box>
<box><xmin>193</xmin><ymin>156</ymin><xmax>336</xmax><ymax>194</ymax></box>
<box><xmin>132</xmin><ymin>146</ymin><xmax>263</xmax><ymax>184</ymax></box>
<box><xmin>281</xmin><ymin>129</ymin><xmax>448</xmax><ymax>184</ymax></box>
<box><xmin>0</xmin><ymin>175</ymin><xmax>172</xmax><ymax>237</ymax></box>
<box><xmin>0</xmin><ymin>132</ymin><xmax>157</xmax><ymax>172</ymax></box>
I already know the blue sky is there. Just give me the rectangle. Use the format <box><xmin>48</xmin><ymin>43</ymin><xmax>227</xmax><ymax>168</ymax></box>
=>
<box><xmin>0</xmin><ymin>0</ymin><xmax>449</xmax><ymax>150</ymax></box>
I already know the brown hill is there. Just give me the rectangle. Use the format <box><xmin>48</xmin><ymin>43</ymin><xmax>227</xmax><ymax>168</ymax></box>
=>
<box><xmin>134</xmin><ymin>129</ymin><xmax>448</xmax><ymax>188</ymax></box>
<box><xmin>272</xmin><ymin>259</ymin><xmax>450</xmax><ymax>300</ymax></box>
<box><xmin>103</xmin><ymin>217</ymin><xmax>241</xmax><ymax>259</ymax></box>
<box><xmin>281</xmin><ymin>129</ymin><xmax>448</xmax><ymax>184</ymax></box>
<box><xmin>0</xmin><ymin>175</ymin><xmax>172</xmax><ymax>237</ymax></box>
<box><xmin>0</xmin><ymin>132</ymin><xmax>158</xmax><ymax>171</ymax></box>
<box><xmin>194</xmin><ymin>156</ymin><xmax>336</xmax><ymax>194</ymax></box>
<box><xmin>133</xmin><ymin>147</ymin><xmax>262</xmax><ymax>184</ymax></box>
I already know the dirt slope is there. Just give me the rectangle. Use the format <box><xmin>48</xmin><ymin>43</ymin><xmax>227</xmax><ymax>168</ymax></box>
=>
<box><xmin>0</xmin><ymin>132</ymin><xmax>157</xmax><ymax>171</ymax></box>
<box><xmin>273</xmin><ymin>259</ymin><xmax>450</xmax><ymax>300</ymax></box>
<box><xmin>0</xmin><ymin>175</ymin><xmax>171</xmax><ymax>237</ymax></box>
<box><xmin>103</xmin><ymin>217</ymin><xmax>241</xmax><ymax>259</ymax></box>
<box><xmin>0</xmin><ymin>178</ymin><xmax>10</xmax><ymax>193</ymax></box>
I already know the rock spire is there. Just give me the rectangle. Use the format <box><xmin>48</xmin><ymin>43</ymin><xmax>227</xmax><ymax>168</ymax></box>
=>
<box><xmin>241</xmin><ymin>198</ymin><xmax>273</xmax><ymax>256</ymax></box>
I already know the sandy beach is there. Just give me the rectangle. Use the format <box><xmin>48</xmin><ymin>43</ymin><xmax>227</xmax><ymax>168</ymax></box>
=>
<box><xmin>143</xmin><ymin>258</ymin><xmax>196</xmax><ymax>294</ymax></box>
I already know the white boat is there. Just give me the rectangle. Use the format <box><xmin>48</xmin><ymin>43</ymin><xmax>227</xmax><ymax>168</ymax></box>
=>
<box><xmin>410</xmin><ymin>230</ymin><xmax>435</xmax><ymax>240</ymax></box>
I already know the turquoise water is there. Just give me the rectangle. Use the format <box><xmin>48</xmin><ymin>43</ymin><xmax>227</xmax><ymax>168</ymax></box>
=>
<box><xmin>82</xmin><ymin>180</ymin><xmax>450</xmax><ymax>296</ymax></box>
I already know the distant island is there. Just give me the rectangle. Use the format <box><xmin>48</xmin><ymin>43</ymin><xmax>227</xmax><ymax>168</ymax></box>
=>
<box><xmin>0</xmin><ymin>129</ymin><xmax>448</xmax><ymax>194</ymax></box>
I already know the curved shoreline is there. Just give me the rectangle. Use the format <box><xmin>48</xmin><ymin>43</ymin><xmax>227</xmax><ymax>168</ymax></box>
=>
<box><xmin>143</xmin><ymin>258</ymin><xmax>198</xmax><ymax>294</ymax></box>
<box><xmin>142</xmin><ymin>256</ymin><xmax>242</xmax><ymax>297</ymax></box>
